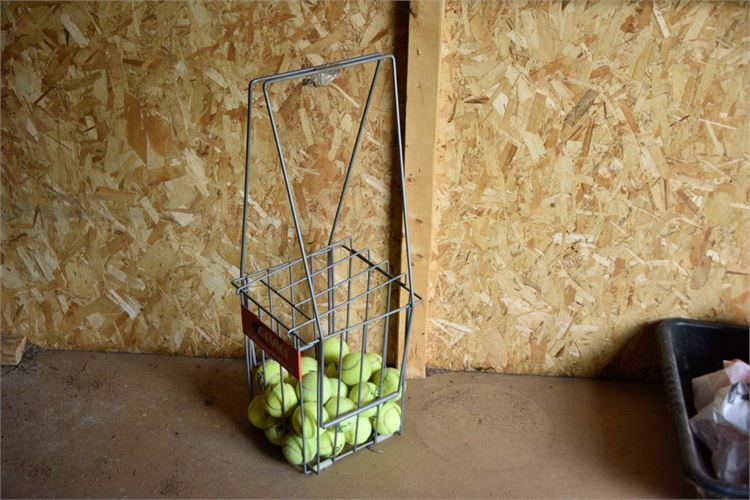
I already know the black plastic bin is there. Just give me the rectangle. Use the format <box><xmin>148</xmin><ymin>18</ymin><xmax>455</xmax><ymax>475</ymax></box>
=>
<box><xmin>656</xmin><ymin>318</ymin><xmax>749</xmax><ymax>499</ymax></box>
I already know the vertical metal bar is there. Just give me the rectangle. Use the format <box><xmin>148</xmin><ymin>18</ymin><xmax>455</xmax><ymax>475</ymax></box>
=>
<box><xmin>352</xmin><ymin>252</ymin><xmax>372</xmax><ymax>453</ymax></box>
<box><xmin>361</xmin><ymin>249</ymin><xmax>373</xmax><ymax>350</ymax></box>
<box><xmin>289</xmin><ymin>266</ymin><xmax>296</xmax><ymax>330</ymax></box>
<box><xmin>331</xmin><ymin>254</ymin><xmax>349</xmax><ymax>465</ymax></box>
<box><xmin>248</xmin><ymin>290</ymin><xmax>258</xmax><ymax>401</ymax></box>
<box><xmin>267</xmin><ymin>271</ymin><xmax>288</xmax><ymax>417</ymax></box>
<box><xmin>240</xmin><ymin>83</ymin><xmax>253</xmax><ymax>283</ymax></box>
<box><xmin>260</xmin><ymin>349</ymin><xmax>267</xmax><ymax>390</ymax></box>
<box><xmin>387</xmin><ymin>55</ymin><xmax>415</xmax><ymax>307</ymax></box>
<box><xmin>373</xmin><ymin>262</ymin><xmax>392</xmax><ymax>440</ymax></box>
<box><xmin>310</xmin><ymin>255</ymin><xmax>323</xmax><ymax>474</ymax></box>
<box><xmin>344</xmin><ymin>247</ymin><xmax>353</xmax><ymax>345</ymax></box>
<box><xmin>396</xmin><ymin>308</ymin><xmax>413</xmax><ymax>435</ymax></box>
<box><xmin>250</xmin><ymin>333</ymin><xmax>255</xmax><ymax>401</ymax></box>
<box><xmin>241</xmin><ymin>83</ymin><xmax>255</xmax><ymax>401</ymax></box>
<box><xmin>327</xmin><ymin>250</ymin><xmax>335</xmax><ymax>338</ymax></box>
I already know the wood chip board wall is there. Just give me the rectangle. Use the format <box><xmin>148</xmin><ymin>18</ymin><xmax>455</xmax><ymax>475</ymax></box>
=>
<box><xmin>1</xmin><ymin>1</ymin><xmax>403</xmax><ymax>356</ymax></box>
<box><xmin>427</xmin><ymin>0</ymin><xmax>749</xmax><ymax>376</ymax></box>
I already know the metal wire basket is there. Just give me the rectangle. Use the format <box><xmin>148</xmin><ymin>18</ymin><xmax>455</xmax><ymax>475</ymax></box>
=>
<box><xmin>232</xmin><ymin>53</ymin><xmax>420</xmax><ymax>474</ymax></box>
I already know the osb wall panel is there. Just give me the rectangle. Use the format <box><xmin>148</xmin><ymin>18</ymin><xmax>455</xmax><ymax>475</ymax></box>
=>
<box><xmin>1</xmin><ymin>1</ymin><xmax>402</xmax><ymax>356</ymax></box>
<box><xmin>428</xmin><ymin>0</ymin><xmax>749</xmax><ymax>376</ymax></box>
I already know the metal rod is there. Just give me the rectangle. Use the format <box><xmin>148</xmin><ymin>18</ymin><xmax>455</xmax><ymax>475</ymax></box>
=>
<box><xmin>352</xmin><ymin>255</ymin><xmax>372</xmax><ymax>454</ymax></box>
<box><xmin>240</xmin><ymin>78</ymin><xmax>254</xmax><ymax>402</ymax></box>
<box><xmin>248</xmin><ymin>335</ymin><xmax>255</xmax><ymax>401</ymax></box>
<box><xmin>388</xmin><ymin>55</ymin><xmax>415</xmax><ymax>308</ymax></box>
<box><xmin>344</xmin><ymin>240</ymin><xmax>353</xmax><ymax>346</ymax></box>
<box><xmin>397</xmin><ymin>307</ymin><xmax>413</xmax><ymax>435</ymax></box>
<box><xmin>373</xmin><ymin>261</ymin><xmax>392</xmax><ymax>440</ymax></box>
<box><xmin>248</xmin><ymin>53</ymin><xmax>386</xmax><ymax>88</ymax></box>
<box><xmin>289</xmin><ymin>266</ymin><xmax>296</xmax><ymax>330</ymax></box>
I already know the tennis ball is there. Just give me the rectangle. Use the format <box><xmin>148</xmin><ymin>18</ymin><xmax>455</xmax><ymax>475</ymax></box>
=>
<box><xmin>340</xmin><ymin>352</ymin><xmax>372</xmax><ymax>386</ymax></box>
<box><xmin>324</xmin><ymin>396</ymin><xmax>357</xmax><ymax>433</ymax></box>
<box><xmin>344</xmin><ymin>415</ymin><xmax>372</xmax><ymax>446</ymax></box>
<box><xmin>247</xmin><ymin>394</ymin><xmax>278</xmax><ymax>429</ymax></box>
<box><xmin>371</xmin><ymin>402</ymin><xmax>401</xmax><ymax>435</ymax></box>
<box><xmin>264</xmin><ymin>382</ymin><xmax>298</xmax><ymax>418</ymax></box>
<box><xmin>325</xmin><ymin>362</ymin><xmax>339</xmax><ymax>379</ymax></box>
<box><xmin>292</xmin><ymin>402</ymin><xmax>329</xmax><ymax>439</ymax></box>
<box><xmin>296</xmin><ymin>372</ymin><xmax>332</xmax><ymax>404</ymax></box>
<box><xmin>282</xmin><ymin>433</ymin><xmax>316</xmax><ymax>466</ymax></box>
<box><xmin>364</xmin><ymin>352</ymin><xmax>383</xmax><ymax>373</ymax></box>
<box><xmin>300</xmin><ymin>356</ymin><xmax>319</xmax><ymax>377</ymax></box>
<box><xmin>322</xmin><ymin>337</ymin><xmax>349</xmax><ymax>364</ymax></box>
<box><xmin>320</xmin><ymin>428</ymin><xmax>346</xmax><ymax>458</ymax></box>
<box><xmin>371</xmin><ymin>367</ymin><xmax>402</xmax><ymax>399</ymax></box>
<box><xmin>349</xmin><ymin>381</ymin><xmax>379</xmax><ymax>418</ymax></box>
<box><xmin>254</xmin><ymin>360</ymin><xmax>288</xmax><ymax>390</ymax></box>
<box><xmin>264</xmin><ymin>420</ymin><xmax>287</xmax><ymax>446</ymax></box>
<box><xmin>328</xmin><ymin>377</ymin><xmax>348</xmax><ymax>400</ymax></box>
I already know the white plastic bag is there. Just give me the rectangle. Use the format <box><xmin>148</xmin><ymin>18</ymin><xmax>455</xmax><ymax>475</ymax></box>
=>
<box><xmin>690</xmin><ymin>360</ymin><xmax>750</xmax><ymax>486</ymax></box>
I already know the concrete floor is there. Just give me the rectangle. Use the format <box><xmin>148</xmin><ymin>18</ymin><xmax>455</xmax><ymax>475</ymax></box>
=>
<box><xmin>1</xmin><ymin>351</ymin><xmax>694</xmax><ymax>498</ymax></box>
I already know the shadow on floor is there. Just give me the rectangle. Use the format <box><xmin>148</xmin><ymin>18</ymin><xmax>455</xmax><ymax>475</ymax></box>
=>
<box><xmin>165</xmin><ymin>356</ymin><xmax>285</xmax><ymax>465</ymax></box>
<box><xmin>581</xmin><ymin>379</ymin><xmax>694</xmax><ymax>497</ymax></box>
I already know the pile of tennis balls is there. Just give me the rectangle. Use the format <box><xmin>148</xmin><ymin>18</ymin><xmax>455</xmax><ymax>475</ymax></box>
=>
<box><xmin>246</xmin><ymin>337</ymin><xmax>403</xmax><ymax>467</ymax></box>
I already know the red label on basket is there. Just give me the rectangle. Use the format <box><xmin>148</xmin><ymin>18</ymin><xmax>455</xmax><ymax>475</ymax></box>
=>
<box><xmin>241</xmin><ymin>306</ymin><xmax>301</xmax><ymax>380</ymax></box>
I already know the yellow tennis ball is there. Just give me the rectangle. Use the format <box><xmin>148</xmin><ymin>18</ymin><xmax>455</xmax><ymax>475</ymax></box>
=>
<box><xmin>348</xmin><ymin>381</ymin><xmax>379</xmax><ymax>418</ymax></box>
<box><xmin>296</xmin><ymin>372</ymin><xmax>332</xmax><ymax>404</ymax></box>
<box><xmin>292</xmin><ymin>402</ymin><xmax>329</xmax><ymax>439</ymax></box>
<box><xmin>282</xmin><ymin>433</ymin><xmax>316</xmax><ymax>466</ymax></box>
<box><xmin>254</xmin><ymin>360</ymin><xmax>289</xmax><ymax>390</ymax></box>
<box><xmin>264</xmin><ymin>420</ymin><xmax>287</xmax><ymax>446</ymax></box>
<box><xmin>371</xmin><ymin>402</ymin><xmax>401</xmax><ymax>435</ymax></box>
<box><xmin>320</xmin><ymin>428</ymin><xmax>346</xmax><ymax>458</ymax></box>
<box><xmin>300</xmin><ymin>356</ymin><xmax>319</xmax><ymax>377</ymax></box>
<box><xmin>264</xmin><ymin>382</ymin><xmax>298</xmax><ymax>418</ymax></box>
<box><xmin>340</xmin><ymin>352</ymin><xmax>372</xmax><ymax>386</ymax></box>
<box><xmin>364</xmin><ymin>352</ymin><xmax>382</xmax><ymax>373</ymax></box>
<box><xmin>324</xmin><ymin>396</ymin><xmax>357</xmax><ymax>433</ymax></box>
<box><xmin>322</xmin><ymin>337</ymin><xmax>349</xmax><ymax>364</ymax></box>
<box><xmin>328</xmin><ymin>377</ymin><xmax>348</xmax><ymax>400</ymax></box>
<box><xmin>324</xmin><ymin>362</ymin><xmax>339</xmax><ymax>379</ymax></box>
<box><xmin>247</xmin><ymin>394</ymin><xmax>278</xmax><ymax>429</ymax></box>
<box><xmin>371</xmin><ymin>367</ymin><xmax>402</xmax><ymax>399</ymax></box>
<box><xmin>344</xmin><ymin>415</ymin><xmax>372</xmax><ymax>446</ymax></box>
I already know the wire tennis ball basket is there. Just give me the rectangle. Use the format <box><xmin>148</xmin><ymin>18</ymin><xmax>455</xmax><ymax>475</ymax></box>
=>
<box><xmin>232</xmin><ymin>53</ymin><xmax>420</xmax><ymax>474</ymax></box>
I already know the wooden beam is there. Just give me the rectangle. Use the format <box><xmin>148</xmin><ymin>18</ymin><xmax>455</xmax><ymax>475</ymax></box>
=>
<box><xmin>1</xmin><ymin>335</ymin><xmax>27</xmax><ymax>365</ymax></box>
<box><xmin>399</xmin><ymin>0</ymin><xmax>444</xmax><ymax>379</ymax></box>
